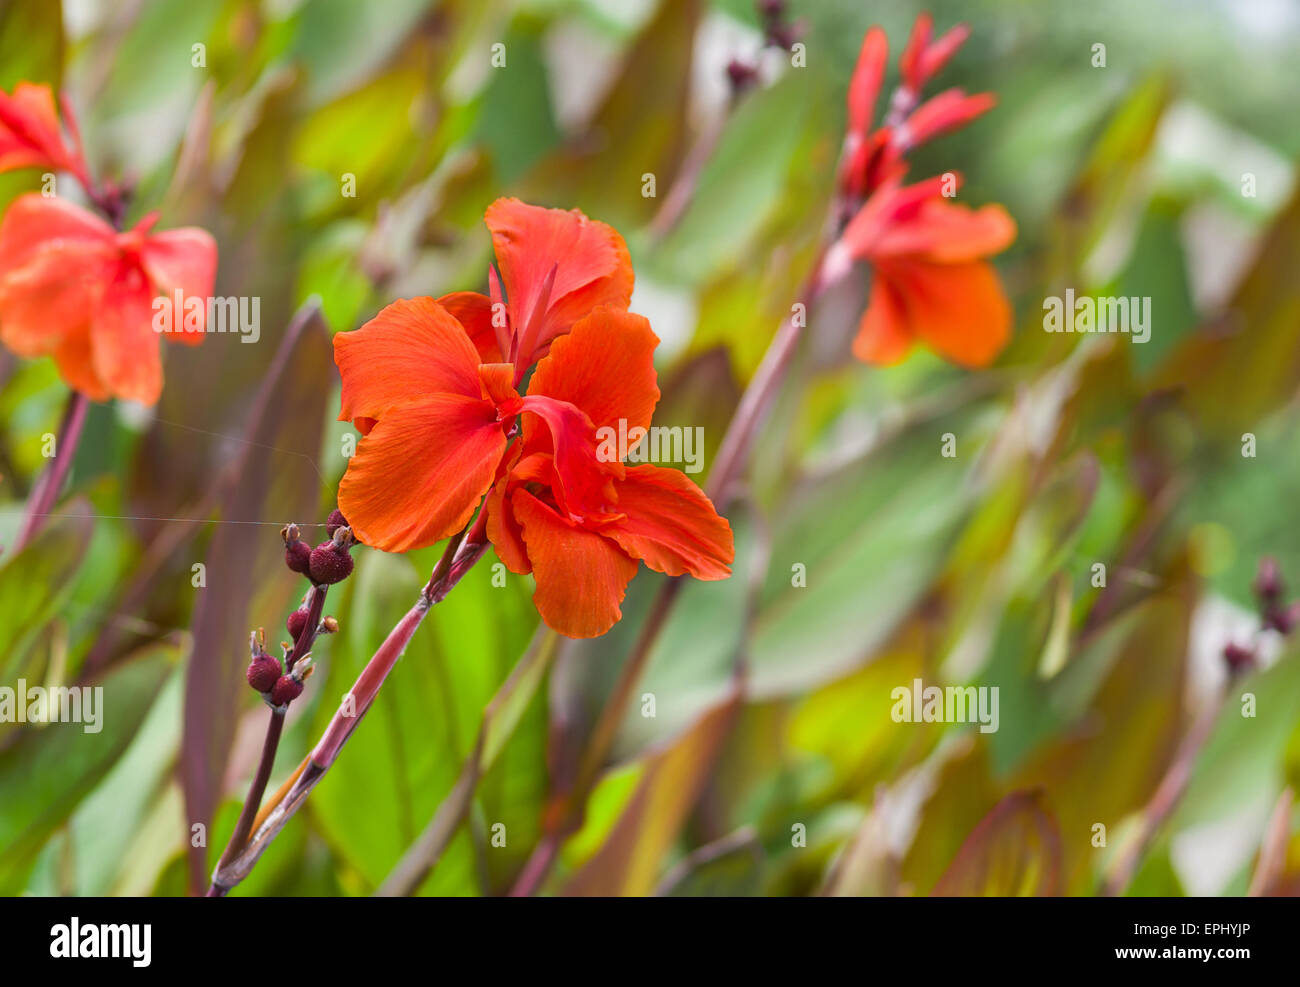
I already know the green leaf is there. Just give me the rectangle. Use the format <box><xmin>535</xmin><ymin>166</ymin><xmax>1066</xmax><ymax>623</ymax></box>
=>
<box><xmin>0</xmin><ymin>642</ymin><xmax>176</xmax><ymax>892</ymax></box>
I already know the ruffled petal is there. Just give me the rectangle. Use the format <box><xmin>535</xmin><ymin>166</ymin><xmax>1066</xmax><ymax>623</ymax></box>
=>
<box><xmin>141</xmin><ymin>227</ymin><xmax>218</xmax><ymax>346</ymax></box>
<box><xmin>485</xmin><ymin>197</ymin><xmax>633</xmax><ymax>360</ymax></box>
<box><xmin>513</xmin><ymin>488</ymin><xmax>638</xmax><ymax>638</ymax></box>
<box><xmin>851</xmin><ymin>272</ymin><xmax>914</xmax><ymax>366</ymax></box>
<box><xmin>515</xmin><ymin>394</ymin><xmax>619</xmax><ymax>519</ymax></box>
<box><xmin>338</xmin><ymin>393</ymin><xmax>506</xmax><ymax>552</ymax></box>
<box><xmin>879</xmin><ymin>258</ymin><xmax>1012</xmax><ymax>368</ymax></box>
<box><xmin>525</xmin><ymin>306</ymin><xmax>660</xmax><ymax>440</ymax></box>
<box><xmin>334</xmin><ymin>296</ymin><xmax>483</xmax><ymax>427</ymax></box>
<box><xmin>602</xmin><ymin>465</ymin><xmax>733</xmax><ymax>580</ymax></box>
<box><xmin>438</xmin><ymin>290</ymin><xmax>504</xmax><ymax>363</ymax></box>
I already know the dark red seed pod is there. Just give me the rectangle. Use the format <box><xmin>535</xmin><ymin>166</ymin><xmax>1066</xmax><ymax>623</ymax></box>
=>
<box><xmin>246</xmin><ymin>654</ymin><xmax>282</xmax><ymax>693</ymax></box>
<box><xmin>1265</xmin><ymin>602</ymin><xmax>1300</xmax><ymax>635</ymax></box>
<box><xmin>325</xmin><ymin>508</ymin><xmax>349</xmax><ymax>538</ymax></box>
<box><xmin>1222</xmin><ymin>641</ymin><xmax>1255</xmax><ymax>675</ymax></box>
<box><xmin>1254</xmin><ymin>557</ymin><xmax>1283</xmax><ymax>603</ymax></box>
<box><xmin>285</xmin><ymin>539</ymin><xmax>312</xmax><ymax>575</ymax></box>
<box><xmin>271</xmin><ymin>675</ymin><xmax>304</xmax><ymax>706</ymax></box>
<box><xmin>287</xmin><ymin>606</ymin><xmax>310</xmax><ymax>641</ymax></box>
<box><xmin>309</xmin><ymin>541</ymin><xmax>354</xmax><ymax>585</ymax></box>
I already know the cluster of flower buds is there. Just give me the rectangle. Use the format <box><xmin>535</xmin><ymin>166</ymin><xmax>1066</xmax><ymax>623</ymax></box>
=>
<box><xmin>759</xmin><ymin>0</ymin><xmax>802</xmax><ymax>51</ymax></box>
<box><xmin>1222</xmin><ymin>557</ymin><xmax>1300</xmax><ymax>677</ymax></box>
<box><xmin>724</xmin><ymin>1</ymin><xmax>804</xmax><ymax>98</ymax></box>
<box><xmin>244</xmin><ymin>629</ymin><xmax>314</xmax><ymax>709</ymax></box>
<box><xmin>838</xmin><ymin>14</ymin><xmax>992</xmax><ymax>207</ymax></box>
<box><xmin>282</xmin><ymin>509</ymin><xmax>356</xmax><ymax>586</ymax></box>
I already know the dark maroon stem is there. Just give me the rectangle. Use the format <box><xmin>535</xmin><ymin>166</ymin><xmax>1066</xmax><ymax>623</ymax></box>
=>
<box><xmin>206</xmin><ymin>709</ymin><xmax>285</xmax><ymax>897</ymax></box>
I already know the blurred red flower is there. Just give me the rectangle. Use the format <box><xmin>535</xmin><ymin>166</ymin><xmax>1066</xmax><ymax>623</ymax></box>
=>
<box><xmin>0</xmin><ymin>81</ymin><xmax>87</xmax><ymax>179</ymax></box>
<box><xmin>834</xmin><ymin>14</ymin><xmax>1016</xmax><ymax>369</ymax></box>
<box><xmin>0</xmin><ymin>194</ymin><xmax>217</xmax><ymax>404</ymax></box>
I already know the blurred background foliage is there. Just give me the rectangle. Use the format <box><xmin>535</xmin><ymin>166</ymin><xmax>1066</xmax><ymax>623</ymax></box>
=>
<box><xmin>1</xmin><ymin>0</ymin><xmax>1299</xmax><ymax>896</ymax></box>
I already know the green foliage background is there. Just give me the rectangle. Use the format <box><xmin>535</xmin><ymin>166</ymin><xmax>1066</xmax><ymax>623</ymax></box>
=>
<box><xmin>1</xmin><ymin>0</ymin><xmax>1299</xmax><ymax>896</ymax></box>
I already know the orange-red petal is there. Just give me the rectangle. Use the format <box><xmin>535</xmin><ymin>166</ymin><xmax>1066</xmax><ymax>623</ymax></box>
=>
<box><xmin>141</xmin><ymin>227</ymin><xmax>218</xmax><ymax>346</ymax></box>
<box><xmin>485</xmin><ymin>477</ymin><xmax>531</xmax><ymax>574</ymax></box>
<box><xmin>0</xmin><ymin>193</ymin><xmax>112</xmax><ymax>271</ymax></box>
<box><xmin>602</xmin><ymin>465</ymin><xmax>733</xmax><ymax>580</ymax></box>
<box><xmin>91</xmin><ymin>267</ymin><xmax>163</xmax><ymax>404</ymax></box>
<box><xmin>852</xmin><ymin>272</ymin><xmax>914</xmax><ymax>366</ymax></box>
<box><xmin>485</xmin><ymin>197</ymin><xmax>633</xmax><ymax>360</ymax></box>
<box><xmin>0</xmin><ymin>83</ymin><xmax>74</xmax><ymax>173</ymax></box>
<box><xmin>334</xmin><ymin>296</ymin><xmax>483</xmax><ymax>427</ymax></box>
<box><xmin>515</xmin><ymin>394</ymin><xmax>619</xmax><ymax>518</ymax></box>
<box><xmin>513</xmin><ymin>488</ymin><xmax>638</xmax><ymax>638</ymax></box>
<box><xmin>846</xmin><ymin>26</ymin><xmax>888</xmax><ymax>139</ymax></box>
<box><xmin>878</xmin><ymin>258</ymin><xmax>1011</xmax><ymax>368</ymax></box>
<box><xmin>903</xmin><ymin>90</ymin><xmax>996</xmax><ymax>150</ymax></box>
<box><xmin>438</xmin><ymin>290</ymin><xmax>504</xmax><ymax>364</ymax></box>
<box><xmin>338</xmin><ymin>393</ymin><xmax>506</xmax><ymax>552</ymax></box>
<box><xmin>525</xmin><ymin>306</ymin><xmax>660</xmax><ymax>439</ymax></box>
<box><xmin>872</xmin><ymin>198</ymin><xmax>1016</xmax><ymax>263</ymax></box>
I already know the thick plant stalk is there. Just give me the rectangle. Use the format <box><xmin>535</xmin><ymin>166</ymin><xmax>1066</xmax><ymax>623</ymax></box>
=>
<box><xmin>1099</xmin><ymin>694</ymin><xmax>1223</xmax><ymax>896</ymax></box>
<box><xmin>206</xmin><ymin>524</ymin><xmax>489</xmax><ymax>896</ymax></box>
<box><xmin>11</xmin><ymin>390</ymin><xmax>89</xmax><ymax>555</ymax></box>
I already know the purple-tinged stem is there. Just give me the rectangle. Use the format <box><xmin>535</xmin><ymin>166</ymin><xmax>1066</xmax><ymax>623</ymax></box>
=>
<box><xmin>12</xmin><ymin>390</ymin><xmax>89</xmax><ymax>555</ymax></box>
<box><xmin>207</xmin><ymin>521</ymin><xmax>489</xmax><ymax>896</ymax></box>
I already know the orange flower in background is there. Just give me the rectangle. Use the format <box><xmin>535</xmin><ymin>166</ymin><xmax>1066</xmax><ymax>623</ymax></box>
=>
<box><xmin>0</xmin><ymin>194</ymin><xmax>218</xmax><ymax>404</ymax></box>
<box><xmin>834</xmin><ymin>13</ymin><xmax>1015</xmax><ymax>369</ymax></box>
<box><xmin>436</xmin><ymin>197</ymin><xmax>632</xmax><ymax>376</ymax></box>
<box><xmin>334</xmin><ymin>199</ymin><xmax>732</xmax><ymax>638</ymax></box>
<box><xmin>0</xmin><ymin>81</ymin><xmax>87</xmax><ymax>179</ymax></box>
<box><xmin>832</xmin><ymin>173</ymin><xmax>1016</xmax><ymax>367</ymax></box>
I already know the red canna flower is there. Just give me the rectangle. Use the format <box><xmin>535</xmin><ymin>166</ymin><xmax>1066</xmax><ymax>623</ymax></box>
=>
<box><xmin>833</xmin><ymin>13</ymin><xmax>1015</xmax><ymax>369</ymax></box>
<box><xmin>0</xmin><ymin>194</ymin><xmax>217</xmax><ymax>404</ymax></box>
<box><xmin>333</xmin><ymin>200</ymin><xmax>732</xmax><ymax>638</ymax></box>
<box><xmin>436</xmin><ymin>197</ymin><xmax>632</xmax><ymax>379</ymax></box>
<box><xmin>482</xmin><ymin>308</ymin><xmax>733</xmax><ymax>637</ymax></box>
<box><xmin>0</xmin><ymin>82</ymin><xmax>88</xmax><ymax>180</ymax></box>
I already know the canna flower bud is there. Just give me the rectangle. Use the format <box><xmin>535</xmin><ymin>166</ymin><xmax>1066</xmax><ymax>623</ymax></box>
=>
<box><xmin>309</xmin><ymin>527</ymin><xmax>354</xmax><ymax>585</ymax></box>
<box><xmin>246</xmin><ymin>654</ymin><xmax>282</xmax><ymax>693</ymax></box>
<box><xmin>325</xmin><ymin>508</ymin><xmax>349</xmax><ymax>537</ymax></box>
<box><xmin>1222</xmin><ymin>642</ymin><xmax>1255</xmax><ymax>676</ymax></box>
<box><xmin>321</xmin><ymin>615</ymin><xmax>339</xmax><ymax>634</ymax></box>
<box><xmin>283</xmin><ymin>523</ymin><xmax>312</xmax><ymax>575</ymax></box>
<box><xmin>1254</xmin><ymin>557</ymin><xmax>1283</xmax><ymax>604</ymax></box>
<box><xmin>270</xmin><ymin>675</ymin><xmax>304</xmax><ymax>706</ymax></box>
<box><xmin>287</xmin><ymin>606</ymin><xmax>310</xmax><ymax>641</ymax></box>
